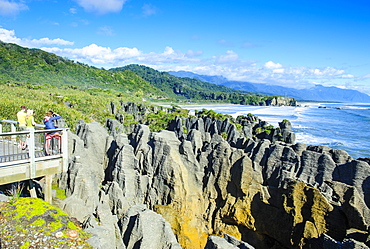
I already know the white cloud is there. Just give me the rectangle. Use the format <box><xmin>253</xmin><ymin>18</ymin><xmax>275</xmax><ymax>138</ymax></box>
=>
<box><xmin>0</xmin><ymin>28</ymin><xmax>19</xmax><ymax>43</ymax></box>
<box><xmin>0</xmin><ymin>0</ymin><xmax>28</xmax><ymax>16</ymax></box>
<box><xmin>341</xmin><ymin>74</ymin><xmax>354</xmax><ymax>78</ymax></box>
<box><xmin>42</xmin><ymin>44</ymin><xmax>206</xmax><ymax>68</ymax></box>
<box><xmin>0</xmin><ymin>28</ymin><xmax>73</xmax><ymax>47</ymax></box>
<box><xmin>74</xmin><ymin>0</ymin><xmax>126</xmax><ymax>15</ymax></box>
<box><xmin>163</xmin><ymin>46</ymin><xmax>175</xmax><ymax>55</ymax></box>
<box><xmin>42</xmin><ymin>44</ymin><xmax>142</xmax><ymax>65</ymax></box>
<box><xmin>272</xmin><ymin>68</ymin><xmax>285</xmax><ymax>74</ymax></box>
<box><xmin>310</xmin><ymin>67</ymin><xmax>344</xmax><ymax>76</ymax></box>
<box><xmin>29</xmin><ymin>38</ymin><xmax>73</xmax><ymax>46</ymax></box>
<box><xmin>264</xmin><ymin>61</ymin><xmax>283</xmax><ymax>69</ymax></box>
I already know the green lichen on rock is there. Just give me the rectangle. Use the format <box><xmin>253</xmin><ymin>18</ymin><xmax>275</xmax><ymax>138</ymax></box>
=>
<box><xmin>52</xmin><ymin>183</ymin><xmax>67</xmax><ymax>200</ymax></box>
<box><xmin>0</xmin><ymin>197</ymin><xmax>92</xmax><ymax>248</ymax></box>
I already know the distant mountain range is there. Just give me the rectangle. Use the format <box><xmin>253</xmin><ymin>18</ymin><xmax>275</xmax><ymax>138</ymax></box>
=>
<box><xmin>169</xmin><ymin>71</ymin><xmax>370</xmax><ymax>103</ymax></box>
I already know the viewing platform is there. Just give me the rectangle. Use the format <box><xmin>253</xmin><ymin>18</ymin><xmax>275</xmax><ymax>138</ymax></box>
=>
<box><xmin>0</xmin><ymin>120</ymin><xmax>68</xmax><ymax>203</ymax></box>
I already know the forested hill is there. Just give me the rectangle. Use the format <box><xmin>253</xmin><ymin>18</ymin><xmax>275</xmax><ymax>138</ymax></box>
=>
<box><xmin>0</xmin><ymin>41</ymin><xmax>165</xmax><ymax>99</ymax></box>
<box><xmin>111</xmin><ymin>64</ymin><xmax>247</xmax><ymax>97</ymax></box>
<box><xmin>0</xmin><ymin>40</ymin><xmax>296</xmax><ymax>106</ymax></box>
<box><xmin>112</xmin><ymin>64</ymin><xmax>297</xmax><ymax>105</ymax></box>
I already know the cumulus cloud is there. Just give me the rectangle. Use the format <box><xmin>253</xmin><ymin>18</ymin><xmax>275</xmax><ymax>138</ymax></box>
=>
<box><xmin>41</xmin><ymin>44</ymin><xmax>204</xmax><ymax>68</ymax></box>
<box><xmin>0</xmin><ymin>0</ymin><xmax>28</xmax><ymax>16</ymax></box>
<box><xmin>0</xmin><ymin>28</ymin><xmax>74</xmax><ymax>47</ymax></box>
<box><xmin>260</xmin><ymin>61</ymin><xmax>349</xmax><ymax>87</ymax></box>
<box><xmin>273</xmin><ymin>68</ymin><xmax>285</xmax><ymax>74</ymax></box>
<box><xmin>310</xmin><ymin>67</ymin><xmax>344</xmax><ymax>76</ymax></box>
<box><xmin>43</xmin><ymin>44</ymin><xmax>142</xmax><ymax>65</ymax></box>
<box><xmin>341</xmin><ymin>74</ymin><xmax>354</xmax><ymax>78</ymax></box>
<box><xmin>264</xmin><ymin>61</ymin><xmax>283</xmax><ymax>69</ymax></box>
<box><xmin>74</xmin><ymin>0</ymin><xmax>126</xmax><ymax>15</ymax></box>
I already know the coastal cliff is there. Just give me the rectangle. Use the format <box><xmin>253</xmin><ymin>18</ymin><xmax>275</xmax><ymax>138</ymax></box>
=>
<box><xmin>57</xmin><ymin>102</ymin><xmax>369</xmax><ymax>249</ymax></box>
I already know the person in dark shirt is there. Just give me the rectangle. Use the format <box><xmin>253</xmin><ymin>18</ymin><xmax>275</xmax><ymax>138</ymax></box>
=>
<box><xmin>43</xmin><ymin>111</ymin><xmax>62</xmax><ymax>155</ymax></box>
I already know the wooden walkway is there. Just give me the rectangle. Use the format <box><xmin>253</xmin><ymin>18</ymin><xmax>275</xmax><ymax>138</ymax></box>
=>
<box><xmin>0</xmin><ymin>121</ymin><xmax>68</xmax><ymax>203</ymax></box>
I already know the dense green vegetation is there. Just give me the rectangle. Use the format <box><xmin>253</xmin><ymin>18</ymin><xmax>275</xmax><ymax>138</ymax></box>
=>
<box><xmin>0</xmin><ymin>82</ymin><xmax>190</xmax><ymax>132</ymax></box>
<box><xmin>112</xmin><ymin>64</ymin><xmax>277</xmax><ymax>105</ymax></box>
<box><xmin>0</xmin><ymin>83</ymin><xmax>129</xmax><ymax>130</ymax></box>
<box><xmin>144</xmin><ymin>108</ymin><xmax>190</xmax><ymax>132</ymax></box>
<box><xmin>0</xmin><ymin>41</ymin><xmax>167</xmax><ymax>100</ymax></box>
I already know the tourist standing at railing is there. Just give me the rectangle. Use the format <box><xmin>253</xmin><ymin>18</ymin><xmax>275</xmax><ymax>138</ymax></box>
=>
<box><xmin>17</xmin><ymin>105</ymin><xmax>27</xmax><ymax>149</ymax></box>
<box><xmin>17</xmin><ymin>106</ymin><xmax>27</xmax><ymax>129</ymax></box>
<box><xmin>22</xmin><ymin>109</ymin><xmax>37</xmax><ymax>150</ymax></box>
<box><xmin>43</xmin><ymin>111</ymin><xmax>62</xmax><ymax>155</ymax></box>
<box><xmin>25</xmin><ymin>109</ymin><xmax>36</xmax><ymax>131</ymax></box>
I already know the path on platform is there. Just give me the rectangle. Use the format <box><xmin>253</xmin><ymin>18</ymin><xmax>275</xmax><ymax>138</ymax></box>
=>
<box><xmin>0</xmin><ymin>140</ymin><xmax>44</xmax><ymax>163</ymax></box>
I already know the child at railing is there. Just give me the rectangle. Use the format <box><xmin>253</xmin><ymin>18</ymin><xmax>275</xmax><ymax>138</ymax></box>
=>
<box><xmin>25</xmin><ymin>109</ymin><xmax>36</xmax><ymax>131</ymax></box>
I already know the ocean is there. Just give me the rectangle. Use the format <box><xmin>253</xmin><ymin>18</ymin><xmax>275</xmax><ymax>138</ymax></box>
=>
<box><xmin>179</xmin><ymin>102</ymin><xmax>370</xmax><ymax>159</ymax></box>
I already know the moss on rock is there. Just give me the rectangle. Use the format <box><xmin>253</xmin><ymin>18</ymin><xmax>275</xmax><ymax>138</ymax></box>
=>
<box><xmin>0</xmin><ymin>197</ymin><xmax>92</xmax><ymax>249</ymax></box>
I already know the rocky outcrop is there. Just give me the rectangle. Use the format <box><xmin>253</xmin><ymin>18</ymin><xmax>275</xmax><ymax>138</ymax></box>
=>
<box><xmin>57</xmin><ymin>102</ymin><xmax>370</xmax><ymax>249</ymax></box>
<box><xmin>204</xmin><ymin>234</ymin><xmax>255</xmax><ymax>249</ymax></box>
<box><xmin>119</xmin><ymin>205</ymin><xmax>182</xmax><ymax>249</ymax></box>
<box><xmin>265</xmin><ymin>96</ymin><xmax>297</xmax><ymax>106</ymax></box>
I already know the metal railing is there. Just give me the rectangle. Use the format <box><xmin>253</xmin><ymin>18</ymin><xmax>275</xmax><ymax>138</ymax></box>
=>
<box><xmin>0</xmin><ymin>119</ymin><xmax>45</xmax><ymax>133</ymax></box>
<box><xmin>0</xmin><ymin>129</ymin><xmax>64</xmax><ymax>161</ymax></box>
<box><xmin>0</xmin><ymin>120</ymin><xmax>68</xmax><ymax>173</ymax></box>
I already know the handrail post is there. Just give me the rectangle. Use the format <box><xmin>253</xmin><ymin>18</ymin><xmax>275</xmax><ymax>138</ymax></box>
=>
<box><xmin>61</xmin><ymin>128</ymin><xmax>69</xmax><ymax>172</ymax></box>
<box><xmin>11</xmin><ymin>123</ymin><xmax>16</xmax><ymax>143</ymax></box>
<box><xmin>44</xmin><ymin>175</ymin><xmax>52</xmax><ymax>203</ymax></box>
<box><xmin>28</xmin><ymin>130</ymin><xmax>36</xmax><ymax>178</ymax></box>
<box><xmin>0</xmin><ymin>123</ymin><xmax>2</xmax><ymax>133</ymax></box>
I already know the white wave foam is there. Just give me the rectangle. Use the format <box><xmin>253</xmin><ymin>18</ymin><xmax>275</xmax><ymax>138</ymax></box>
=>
<box><xmin>292</xmin><ymin>125</ymin><xmax>311</xmax><ymax>129</ymax></box>
<box><xmin>295</xmin><ymin>132</ymin><xmax>345</xmax><ymax>147</ymax></box>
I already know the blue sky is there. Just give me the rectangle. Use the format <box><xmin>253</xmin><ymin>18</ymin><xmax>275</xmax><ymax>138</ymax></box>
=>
<box><xmin>0</xmin><ymin>0</ymin><xmax>370</xmax><ymax>95</ymax></box>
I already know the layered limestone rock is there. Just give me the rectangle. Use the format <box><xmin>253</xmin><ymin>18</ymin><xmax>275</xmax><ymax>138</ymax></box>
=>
<box><xmin>57</xmin><ymin>103</ymin><xmax>370</xmax><ymax>249</ymax></box>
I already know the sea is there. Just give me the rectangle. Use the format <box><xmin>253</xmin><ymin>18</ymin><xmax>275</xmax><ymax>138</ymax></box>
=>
<box><xmin>179</xmin><ymin>102</ymin><xmax>370</xmax><ymax>159</ymax></box>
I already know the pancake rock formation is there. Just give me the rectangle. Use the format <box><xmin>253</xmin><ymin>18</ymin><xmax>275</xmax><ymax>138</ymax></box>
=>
<box><xmin>57</xmin><ymin>102</ymin><xmax>370</xmax><ymax>249</ymax></box>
